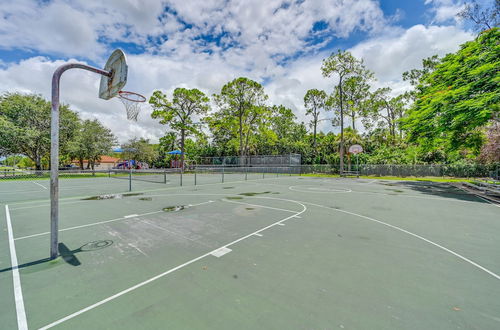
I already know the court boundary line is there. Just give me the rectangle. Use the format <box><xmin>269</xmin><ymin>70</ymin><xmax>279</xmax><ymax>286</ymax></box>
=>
<box><xmin>5</xmin><ymin>205</ymin><xmax>28</xmax><ymax>330</ymax></box>
<box><xmin>300</xmin><ymin>200</ymin><xmax>500</xmax><ymax>281</ymax></box>
<box><xmin>6</xmin><ymin>175</ymin><xmax>281</xmax><ymax>206</ymax></box>
<box><xmin>14</xmin><ymin>201</ymin><xmax>215</xmax><ymax>241</ymax></box>
<box><xmin>38</xmin><ymin>199</ymin><xmax>307</xmax><ymax>329</ymax></box>
<box><xmin>31</xmin><ymin>181</ymin><xmax>47</xmax><ymax>190</ymax></box>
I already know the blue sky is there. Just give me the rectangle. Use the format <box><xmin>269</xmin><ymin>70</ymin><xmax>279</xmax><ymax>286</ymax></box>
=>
<box><xmin>0</xmin><ymin>0</ymin><xmax>481</xmax><ymax>142</ymax></box>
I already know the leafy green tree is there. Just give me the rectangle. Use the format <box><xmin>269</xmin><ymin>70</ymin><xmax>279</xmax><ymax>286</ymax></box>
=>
<box><xmin>340</xmin><ymin>75</ymin><xmax>372</xmax><ymax>130</ymax></box>
<box><xmin>0</xmin><ymin>93</ymin><xmax>79</xmax><ymax>170</ymax></box>
<box><xmin>67</xmin><ymin>119</ymin><xmax>116</xmax><ymax>169</ymax></box>
<box><xmin>365</xmin><ymin>88</ymin><xmax>407</xmax><ymax>140</ymax></box>
<box><xmin>403</xmin><ymin>28</ymin><xmax>500</xmax><ymax>154</ymax></box>
<box><xmin>212</xmin><ymin>77</ymin><xmax>269</xmax><ymax>161</ymax></box>
<box><xmin>121</xmin><ymin>138</ymin><xmax>158</xmax><ymax>166</ymax></box>
<box><xmin>304</xmin><ymin>89</ymin><xmax>328</xmax><ymax>149</ymax></box>
<box><xmin>321</xmin><ymin>50</ymin><xmax>371</xmax><ymax>173</ymax></box>
<box><xmin>150</xmin><ymin>88</ymin><xmax>210</xmax><ymax>168</ymax></box>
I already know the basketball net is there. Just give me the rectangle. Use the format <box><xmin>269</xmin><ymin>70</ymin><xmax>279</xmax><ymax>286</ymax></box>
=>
<box><xmin>118</xmin><ymin>91</ymin><xmax>146</xmax><ymax>121</ymax></box>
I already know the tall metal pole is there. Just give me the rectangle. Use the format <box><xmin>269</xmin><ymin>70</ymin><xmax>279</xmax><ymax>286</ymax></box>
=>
<box><xmin>50</xmin><ymin>63</ymin><xmax>111</xmax><ymax>259</ymax></box>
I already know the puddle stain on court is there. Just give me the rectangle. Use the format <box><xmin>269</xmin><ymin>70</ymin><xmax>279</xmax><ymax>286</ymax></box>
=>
<box><xmin>163</xmin><ymin>205</ymin><xmax>186</xmax><ymax>212</ymax></box>
<box><xmin>226</xmin><ymin>196</ymin><xmax>243</xmax><ymax>200</ymax></box>
<box><xmin>245</xmin><ymin>207</ymin><xmax>254</xmax><ymax>210</ymax></box>
<box><xmin>223</xmin><ymin>187</ymin><xmax>235</xmax><ymax>189</ymax></box>
<box><xmin>139</xmin><ymin>197</ymin><xmax>153</xmax><ymax>201</ymax></box>
<box><xmin>82</xmin><ymin>193</ymin><xmax>144</xmax><ymax>200</ymax></box>
<box><xmin>239</xmin><ymin>191</ymin><xmax>271</xmax><ymax>196</ymax></box>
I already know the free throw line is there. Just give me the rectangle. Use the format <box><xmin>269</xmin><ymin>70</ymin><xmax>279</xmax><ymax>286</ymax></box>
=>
<box><xmin>38</xmin><ymin>200</ymin><xmax>307</xmax><ymax>329</ymax></box>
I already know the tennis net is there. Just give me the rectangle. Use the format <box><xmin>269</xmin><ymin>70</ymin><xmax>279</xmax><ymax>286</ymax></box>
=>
<box><xmin>109</xmin><ymin>169</ymin><xmax>180</xmax><ymax>184</ymax></box>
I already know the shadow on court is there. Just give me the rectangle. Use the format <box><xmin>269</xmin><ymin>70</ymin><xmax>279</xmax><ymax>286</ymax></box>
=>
<box><xmin>0</xmin><ymin>240</ymin><xmax>113</xmax><ymax>273</ymax></box>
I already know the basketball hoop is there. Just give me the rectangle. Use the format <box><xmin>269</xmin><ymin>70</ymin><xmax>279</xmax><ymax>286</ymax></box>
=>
<box><xmin>118</xmin><ymin>91</ymin><xmax>146</xmax><ymax>121</ymax></box>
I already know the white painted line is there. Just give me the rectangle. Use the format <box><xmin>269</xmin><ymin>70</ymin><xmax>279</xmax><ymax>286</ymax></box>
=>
<box><xmin>14</xmin><ymin>211</ymin><xmax>163</xmax><ymax>241</ymax></box>
<box><xmin>5</xmin><ymin>205</ymin><xmax>28</xmax><ymax>330</ymax></box>
<box><xmin>124</xmin><ymin>214</ymin><xmax>139</xmax><ymax>218</ymax></box>
<box><xmin>38</xmin><ymin>200</ymin><xmax>307</xmax><ymax>329</ymax></box>
<box><xmin>302</xmin><ymin>200</ymin><xmax>500</xmax><ymax>281</ymax></box>
<box><xmin>222</xmin><ymin>199</ymin><xmax>298</xmax><ymax>213</ymax></box>
<box><xmin>32</xmin><ymin>181</ymin><xmax>47</xmax><ymax>190</ymax></box>
<box><xmin>277</xmin><ymin>223</ymin><xmax>285</xmax><ymax>226</ymax></box>
<box><xmin>211</xmin><ymin>247</ymin><xmax>232</xmax><ymax>257</ymax></box>
<box><xmin>190</xmin><ymin>200</ymin><xmax>215</xmax><ymax>207</ymax></box>
<box><xmin>293</xmin><ymin>215</ymin><xmax>302</xmax><ymax>218</ymax></box>
<box><xmin>254</xmin><ymin>233</ymin><xmax>263</xmax><ymax>237</ymax></box>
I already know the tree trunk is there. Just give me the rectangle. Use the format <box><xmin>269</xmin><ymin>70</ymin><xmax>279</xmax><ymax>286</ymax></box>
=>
<box><xmin>79</xmin><ymin>158</ymin><xmax>84</xmax><ymax>170</ymax></box>
<box><xmin>180</xmin><ymin>128</ymin><xmax>185</xmax><ymax>171</ymax></box>
<box><xmin>239</xmin><ymin>108</ymin><xmax>244</xmax><ymax>162</ymax></box>
<box><xmin>313</xmin><ymin>117</ymin><xmax>317</xmax><ymax>150</ymax></box>
<box><xmin>351</xmin><ymin>111</ymin><xmax>356</xmax><ymax>130</ymax></box>
<box><xmin>339</xmin><ymin>77</ymin><xmax>344</xmax><ymax>174</ymax></box>
<box><xmin>35</xmin><ymin>153</ymin><xmax>42</xmax><ymax>171</ymax></box>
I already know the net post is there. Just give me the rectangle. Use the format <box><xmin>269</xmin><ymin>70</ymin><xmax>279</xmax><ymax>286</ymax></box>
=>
<box><xmin>108</xmin><ymin>169</ymin><xmax>111</xmax><ymax>178</ymax></box>
<box><xmin>128</xmin><ymin>168</ymin><xmax>132</xmax><ymax>191</ymax></box>
<box><xmin>180</xmin><ymin>170</ymin><xmax>183</xmax><ymax>186</ymax></box>
<box><xmin>245</xmin><ymin>166</ymin><xmax>248</xmax><ymax>180</ymax></box>
<box><xmin>262</xmin><ymin>168</ymin><xmax>265</xmax><ymax>179</ymax></box>
<box><xmin>194</xmin><ymin>170</ymin><xmax>197</xmax><ymax>185</ymax></box>
<box><xmin>164</xmin><ymin>170</ymin><xmax>167</xmax><ymax>184</ymax></box>
<box><xmin>222</xmin><ymin>167</ymin><xmax>225</xmax><ymax>183</ymax></box>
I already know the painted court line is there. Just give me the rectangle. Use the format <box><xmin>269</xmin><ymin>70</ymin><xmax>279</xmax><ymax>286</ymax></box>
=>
<box><xmin>14</xmin><ymin>211</ymin><xmax>163</xmax><ymax>241</ymax></box>
<box><xmin>38</xmin><ymin>200</ymin><xmax>307</xmax><ymax>329</ymax></box>
<box><xmin>5</xmin><ymin>205</ymin><xmax>28</xmax><ymax>330</ymax></box>
<box><xmin>211</xmin><ymin>247</ymin><xmax>232</xmax><ymax>257</ymax></box>
<box><xmin>14</xmin><ymin>200</ymin><xmax>217</xmax><ymax>241</ymax></box>
<box><xmin>254</xmin><ymin>233</ymin><xmax>263</xmax><ymax>237</ymax></box>
<box><xmin>301</xmin><ymin>200</ymin><xmax>500</xmax><ymax>281</ymax></box>
<box><xmin>31</xmin><ymin>181</ymin><xmax>47</xmax><ymax>190</ymax></box>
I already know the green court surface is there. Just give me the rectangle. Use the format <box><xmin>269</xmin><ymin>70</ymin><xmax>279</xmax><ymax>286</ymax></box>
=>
<box><xmin>1</xmin><ymin>175</ymin><xmax>499</xmax><ymax>329</ymax></box>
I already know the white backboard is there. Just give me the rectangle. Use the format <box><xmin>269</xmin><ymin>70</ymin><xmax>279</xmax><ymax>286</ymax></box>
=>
<box><xmin>99</xmin><ymin>49</ymin><xmax>128</xmax><ymax>100</ymax></box>
<box><xmin>349</xmin><ymin>144</ymin><xmax>363</xmax><ymax>154</ymax></box>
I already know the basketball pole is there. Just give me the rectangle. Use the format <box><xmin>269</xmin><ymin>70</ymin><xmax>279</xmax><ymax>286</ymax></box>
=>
<box><xmin>50</xmin><ymin>64</ymin><xmax>112</xmax><ymax>260</ymax></box>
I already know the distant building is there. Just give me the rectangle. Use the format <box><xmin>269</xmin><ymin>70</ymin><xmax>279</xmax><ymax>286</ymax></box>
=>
<box><xmin>71</xmin><ymin>155</ymin><xmax>121</xmax><ymax>170</ymax></box>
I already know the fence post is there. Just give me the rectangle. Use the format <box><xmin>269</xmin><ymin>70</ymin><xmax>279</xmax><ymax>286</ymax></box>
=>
<box><xmin>245</xmin><ymin>166</ymin><xmax>248</xmax><ymax>180</ymax></box>
<box><xmin>180</xmin><ymin>169</ymin><xmax>183</xmax><ymax>186</ymax></box>
<box><xmin>262</xmin><ymin>168</ymin><xmax>265</xmax><ymax>179</ymax></box>
<box><xmin>164</xmin><ymin>170</ymin><xmax>167</xmax><ymax>184</ymax></box>
<box><xmin>128</xmin><ymin>168</ymin><xmax>132</xmax><ymax>192</ymax></box>
<box><xmin>222</xmin><ymin>167</ymin><xmax>224</xmax><ymax>183</ymax></box>
<box><xmin>108</xmin><ymin>169</ymin><xmax>111</xmax><ymax>178</ymax></box>
<box><xmin>194</xmin><ymin>171</ymin><xmax>197</xmax><ymax>185</ymax></box>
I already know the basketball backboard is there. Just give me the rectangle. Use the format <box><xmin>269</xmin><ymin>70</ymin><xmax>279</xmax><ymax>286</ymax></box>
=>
<box><xmin>99</xmin><ymin>49</ymin><xmax>128</xmax><ymax>100</ymax></box>
<box><xmin>349</xmin><ymin>144</ymin><xmax>363</xmax><ymax>154</ymax></box>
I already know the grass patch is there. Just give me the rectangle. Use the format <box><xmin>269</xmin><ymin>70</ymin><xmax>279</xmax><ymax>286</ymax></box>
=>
<box><xmin>296</xmin><ymin>173</ymin><xmax>472</xmax><ymax>183</ymax></box>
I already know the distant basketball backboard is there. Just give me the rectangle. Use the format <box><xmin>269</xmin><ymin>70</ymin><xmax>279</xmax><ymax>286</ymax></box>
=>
<box><xmin>349</xmin><ymin>144</ymin><xmax>363</xmax><ymax>154</ymax></box>
<box><xmin>99</xmin><ymin>49</ymin><xmax>128</xmax><ymax>100</ymax></box>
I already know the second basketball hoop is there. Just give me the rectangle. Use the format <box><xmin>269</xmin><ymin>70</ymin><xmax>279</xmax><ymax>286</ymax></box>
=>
<box><xmin>118</xmin><ymin>90</ymin><xmax>146</xmax><ymax>121</ymax></box>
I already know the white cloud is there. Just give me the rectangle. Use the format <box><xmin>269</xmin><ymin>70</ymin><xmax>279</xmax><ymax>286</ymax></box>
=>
<box><xmin>425</xmin><ymin>0</ymin><xmax>465</xmax><ymax>24</ymax></box>
<box><xmin>0</xmin><ymin>0</ymin><xmax>477</xmax><ymax>141</ymax></box>
<box><xmin>350</xmin><ymin>24</ymin><xmax>473</xmax><ymax>94</ymax></box>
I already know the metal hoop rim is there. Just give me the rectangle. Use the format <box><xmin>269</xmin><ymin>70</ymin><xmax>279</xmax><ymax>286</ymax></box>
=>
<box><xmin>118</xmin><ymin>90</ymin><xmax>146</xmax><ymax>102</ymax></box>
